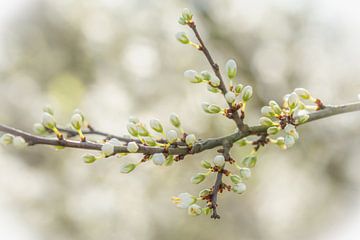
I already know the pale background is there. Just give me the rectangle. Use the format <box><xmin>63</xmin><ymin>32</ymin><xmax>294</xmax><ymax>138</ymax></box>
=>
<box><xmin>0</xmin><ymin>0</ymin><xmax>360</xmax><ymax>239</ymax></box>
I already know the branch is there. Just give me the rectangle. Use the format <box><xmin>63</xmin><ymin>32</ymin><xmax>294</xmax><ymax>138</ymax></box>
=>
<box><xmin>188</xmin><ymin>21</ymin><xmax>247</xmax><ymax>132</ymax></box>
<box><xmin>0</xmin><ymin>102</ymin><xmax>359</xmax><ymax>155</ymax></box>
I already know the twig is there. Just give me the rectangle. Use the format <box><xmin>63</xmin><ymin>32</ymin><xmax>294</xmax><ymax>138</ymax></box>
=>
<box><xmin>0</xmin><ymin>102</ymin><xmax>359</xmax><ymax>155</ymax></box>
<box><xmin>188</xmin><ymin>21</ymin><xmax>247</xmax><ymax>132</ymax></box>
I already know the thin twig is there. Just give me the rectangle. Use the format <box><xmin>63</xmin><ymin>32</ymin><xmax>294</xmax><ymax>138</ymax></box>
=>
<box><xmin>188</xmin><ymin>21</ymin><xmax>247</xmax><ymax>132</ymax></box>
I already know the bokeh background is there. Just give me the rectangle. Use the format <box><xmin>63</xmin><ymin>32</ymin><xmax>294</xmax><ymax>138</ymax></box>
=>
<box><xmin>0</xmin><ymin>0</ymin><xmax>360</xmax><ymax>239</ymax></box>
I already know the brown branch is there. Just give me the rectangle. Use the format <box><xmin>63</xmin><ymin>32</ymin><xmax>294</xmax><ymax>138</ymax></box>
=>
<box><xmin>187</xmin><ymin>21</ymin><xmax>247</xmax><ymax>132</ymax></box>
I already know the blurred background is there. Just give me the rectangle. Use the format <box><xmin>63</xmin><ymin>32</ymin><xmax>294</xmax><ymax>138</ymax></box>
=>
<box><xmin>0</xmin><ymin>0</ymin><xmax>359</xmax><ymax>239</ymax></box>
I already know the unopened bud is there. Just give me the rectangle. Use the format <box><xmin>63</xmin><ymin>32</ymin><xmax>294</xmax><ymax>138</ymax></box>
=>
<box><xmin>201</xmin><ymin>160</ymin><xmax>212</xmax><ymax>169</ymax></box>
<box><xmin>188</xmin><ymin>204</ymin><xmax>202</xmax><ymax>216</ymax></box>
<box><xmin>0</xmin><ymin>134</ymin><xmax>14</xmax><ymax>145</ymax></box>
<box><xmin>176</xmin><ymin>32</ymin><xmax>190</xmax><ymax>44</ymax></box>
<box><xmin>152</xmin><ymin>153</ymin><xmax>165</xmax><ymax>166</ymax></box>
<box><xmin>150</xmin><ymin>119</ymin><xmax>163</xmax><ymax>133</ymax></box>
<box><xmin>239</xmin><ymin>168</ymin><xmax>251</xmax><ymax>179</ymax></box>
<box><xmin>261</xmin><ymin>106</ymin><xmax>275</xmax><ymax>117</ymax></box>
<box><xmin>33</xmin><ymin>123</ymin><xmax>47</xmax><ymax>135</ymax></box>
<box><xmin>259</xmin><ymin>117</ymin><xmax>274</xmax><ymax>127</ymax></box>
<box><xmin>208</xmin><ymin>104</ymin><xmax>221</xmax><ymax>114</ymax></box>
<box><xmin>235</xmin><ymin>84</ymin><xmax>243</xmax><ymax>94</ymax></box>
<box><xmin>288</xmin><ymin>92</ymin><xmax>299</xmax><ymax>109</ymax></box>
<box><xmin>233</xmin><ymin>182</ymin><xmax>247</xmax><ymax>194</ymax></box>
<box><xmin>191</xmin><ymin>173</ymin><xmax>206</xmax><ymax>184</ymax></box>
<box><xmin>127</xmin><ymin>123</ymin><xmax>138</xmax><ymax>137</ymax></box>
<box><xmin>241</xmin><ymin>86</ymin><xmax>253</xmax><ymax>102</ymax></box>
<box><xmin>169</xmin><ymin>113</ymin><xmax>181</xmax><ymax>128</ymax></box>
<box><xmin>41</xmin><ymin>112</ymin><xmax>56</xmax><ymax>129</ymax></box>
<box><xmin>185</xmin><ymin>134</ymin><xmax>196</xmax><ymax>146</ymax></box>
<box><xmin>166</xmin><ymin>130</ymin><xmax>178</xmax><ymax>143</ymax></box>
<box><xmin>213</xmin><ymin>155</ymin><xmax>225</xmax><ymax>167</ymax></box>
<box><xmin>127</xmin><ymin>141</ymin><xmax>139</xmax><ymax>153</ymax></box>
<box><xmin>184</xmin><ymin>70</ymin><xmax>202</xmax><ymax>83</ymax></box>
<box><xmin>71</xmin><ymin>113</ymin><xmax>83</xmax><ymax>130</ymax></box>
<box><xmin>13</xmin><ymin>136</ymin><xmax>27</xmax><ymax>148</ymax></box>
<box><xmin>225</xmin><ymin>59</ymin><xmax>237</xmax><ymax>79</ymax></box>
<box><xmin>242</xmin><ymin>155</ymin><xmax>257</xmax><ymax>168</ymax></box>
<box><xmin>209</xmin><ymin>76</ymin><xmax>220</xmax><ymax>87</ymax></box>
<box><xmin>82</xmin><ymin>153</ymin><xmax>97</xmax><ymax>164</ymax></box>
<box><xmin>294</xmin><ymin>88</ymin><xmax>311</xmax><ymax>100</ymax></box>
<box><xmin>101</xmin><ymin>142</ymin><xmax>114</xmax><ymax>156</ymax></box>
<box><xmin>269</xmin><ymin>100</ymin><xmax>282</xmax><ymax>115</ymax></box>
<box><xmin>267</xmin><ymin>126</ymin><xmax>280</xmax><ymax>135</ymax></box>
<box><xmin>225</xmin><ymin>91</ymin><xmax>236</xmax><ymax>104</ymax></box>
<box><xmin>120</xmin><ymin>163</ymin><xmax>136</xmax><ymax>173</ymax></box>
<box><xmin>230</xmin><ymin>174</ymin><xmax>242</xmax><ymax>184</ymax></box>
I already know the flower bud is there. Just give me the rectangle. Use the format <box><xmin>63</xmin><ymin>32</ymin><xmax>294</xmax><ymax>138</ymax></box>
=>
<box><xmin>150</xmin><ymin>119</ymin><xmax>163</xmax><ymax>133</ymax></box>
<box><xmin>207</xmin><ymin>85</ymin><xmax>220</xmax><ymax>93</ymax></box>
<box><xmin>202</xmin><ymin>207</ymin><xmax>211</xmax><ymax>215</ymax></box>
<box><xmin>269</xmin><ymin>100</ymin><xmax>282</xmax><ymax>115</ymax></box>
<box><xmin>241</xmin><ymin>86</ymin><xmax>253</xmax><ymax>102</ymax></box>
<box><xmin>230</xmin><ymin>174</ymin><xmax>242</xmax><ymax>184</ymax></box>
<box><xmin>82</xmin><ymin>153</ymin><xmax>97</xmax><ymax>164</ymax></box>
<box><xmin>164</xmin><ymin>155</ymin><xmax>174</xmax><ymax>166</ymax></box>
<box><xmin>137</xmin><ymin>124</ymin><xmax>149</xmax><ymax>136</ymax></box>
<box><xmin>275</xmin><ymin>137</ymin><xmax>286</xmax><ymax>149</ymax></box>
<box><xmin>101</xmin><ymin>142</ymin><xmax>114</xmax><ymax>156</ymax></box>
<box><xmin>239</xmin><ymin>168</ymin><xmax>251</xmax><ymax>179</ymax></box>
<box><xmin>126</xmin><ymin>123</ymin><xmax>138</xmax><ymax>137</ymax></box>
<box><xmin>209</xmin><ymin>76</ymin><xmax>220</xmax><ymax>87</ymax></box>
<box><xmin>73</xmin><ymin>109</ymin><xmax>85</xmax><ymax>121</ymax></box>
<box><xmin>188</xmin><ymin>204</ymin><xmax>202</xmax><ymax>216</ymax></box>
<box><xmin>199</xmin><ymin>189</ymin><xmax>212</xmax><ymax>198</ymax></box>
<box><xmin>184</xmin><ymin>70</ymin><xmax>202</xmax><ymax>83</ymax></box>
<box><xmin>120</xmin><ymin>163</ymin><xmax>136</xmax><ymax>173</ymax></box>
<box><xmin>242</xmin><ymin>155</ymin><xmax>257</xmax><ymax>168</ymax></box>
<box><xmin>201</xmin><ymin>71</ymin><xmax>211</xmax><ymax>80</ymax></box>
<box><xmin>261</xmin><ymin>106</ymin><xmax>275</xmax><ymax>117</ymax></box>
<box><xmin>284</xmin><ymin>124</ymin><xmax>299</xmax><ymax>139</ymax></box>
<box><xmin>259</xmin><ymin>117</ymin><xmax>274</xmax><ymax>127</ymax></box>
<box><xmin>237</xmin><ymin>138</ymin><xmax>247</xmax><ymax>147</ymax></box>
<box><xmin>71</xmin><ymin>113</ymin><xmax>83</xmax><ymax>130</ymax></box>
<box><xmin>294</xmin><ymin>88</ymin><xmax>311</xmax><ymax>100</ymax></box>
<box><xmin>43</xmin><ymin>105</ymin><xmax>54</xmax><ymax>115</ymax></box>
<box><xmin>296</xmin><ymin>114</ymin><xmax>309</xmax><ymax>124</ymax></box>
<box><xmin>13</xmin><ymin>136</ymin><xmax>27</xmax><ymax>148</ymax></box>
<box><xmin>201</xmin><ymin>103</ymin><xmax>212</xmax><ymax>114</ymax></box>
<box><xmin>109</xmin><ymin>138</ymin><xmax>122</xmax><ymax>146</ymax></box>
<box><xmin>185</xmin><ymin>134</ymin><xmax>196</xmax><ymax>146</ymax></box>
<box><xmin>288</xmin><ymin>92</ymin><xmax>299</xmax><ymax>109</ymax></box>
<box><xmin>235</xmin><ymin>84</ymin><xmax>243</xmax><ymax>94</ymax></box>
<box><xmin>213</xmin><ymin>155</ymin><xmax>225</xmax><ymax>167</ymax></box>
<box><xmin>127</xmin><ymin>141</ymin><xmax>139</xmax><ymax>153</ymax></box>
<box><xmin>152</xmin><ymin>153</ymin><xmax>165</xmax><ymax>166</ymax></box>
<box><xmin>128</xmin><ymin>116</ymin><xmax>139</xmax><ymax>124</ymax></box>
<box><xmin>267</xmin><ymin>126</ymin><xmax>280</xmax><ymax>135</ymax></box>
<box><xmin>169</xmin><ymin>113</ymin><xmax>181</xmax><ymax>128</ymax></box>
<box><xmin>208</xmin><ymin>104</ymin><xmax>221</xmax><ymax>114</ymax></box>
<box><xmin>181</xmin><ymin>8</ymin><xmax>193</xmax><ymax>22</ymax></box>
<box><xmin>166</xmin><ymin>130</ymin><xmax>178</xmax><ymax>143</ymax></box>
<box><xmin>225</xmin><ymin>91</ymin><xmax>236</xmax><ymax>104</ymax></box>
<box><xmin>284</xmin><ymin>134</ymin><xmax>295</xmax><ymax>148</ymax></box>
<box><xmin>201</xmin><ymin>160</ymin><xmax>212</xmax><ymax>169</ymax></box>
<box><xmin>41</xmin><ymin>112</ymin><xmax>56</xmax><ymax>129</ymax></box>
<box><xmin>225</xmin><ymin>59</ymin><xmax>237</xmax><ymax>79</ymax></box>
<box><xmin>33</xmin><ymin>123</ymin><xmax>47</xmax><ymax>135</ymax></box>
<box><xmin>0</xmin><ymin>134</ymin><xmax>14</xmax><ymax>145</ymax></box>
<box><xmin>191</xmin><ymin>173</ymin><xmax>206</xmax><ymax>184</ymax></box>
<box><xmin>176</xmin><ymin>32</ymin><xmax>190</xmax><ymax>44</ymax></box>
<box><xmin>233</xmin><ymin>182</ymin><xmax>247</xmax><ymax>194</ymax></box>
<box><xmin>143</xmin><ymin>137</ymin><xmax>157</xmax><ymax>146</ymax></box>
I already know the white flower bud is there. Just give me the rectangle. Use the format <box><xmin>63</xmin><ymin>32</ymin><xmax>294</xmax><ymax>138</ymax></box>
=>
<box><xmin>13</xmin><ymin>136</ymin><xmax>27</xmax><ymax>148</ymax></box>
<box><xmin>269</xmin><ymin>100</ymin><xmax>282</xmax><ymax>115</ymax></box>
<box><xmin>82</xmin><ymin>153</ymin><xmax>97</xmax><ymax>164</ymax></box>
<box><xmin>241</xmin><ymin>86</ymin><xmax>253</xmax><ymax>102</ymax></box>
<box><xmin>152</xmin><ymin>153</ymin><xmax>165</xmax><ymax>166</ymax></box>
<box><xmin>70</xmin><ymin>113</ymin><xmax>83</xmax><ymax>130</ymax></box>
<box><xmin>33</xmin><ymin>123</ymin><xmax>47</xmax><ymax>135</ymax></box>
<box><xmin>239</xmin><ymin>168</ymin><xmax>251</xmax><ymax>179</ymax></box>
<box><xmin>137</xmin><ymin>124</ymin><xmax>149</xmax><ymax>136</ymax></box>
<box><xmin>120</xmin><ymin>163</ymin><xmax>136</xmax><ymax>173</ymax></box>
<box><xmin>208</xmin><ymin>104</ymin><xmax>221</xmax><ymax>114</ymax></box>
<box><xmin>127</xmin><ymin>141</ymin><xmax>139</xmax><ymax>153</ymax></box>
<box><xmin>181</xmin><ymin>8</ymin><xmax>193</xmax><ymax>22</ymax></box>
<box><xmin>294</xmin><ymin>88</ymin><xmax>311</xmax><ymax>100</ymax></box>
<box><xmin>288</xmin><ymin>92</ymin><xmax>299</xmax><ymax>109</ymax></box>
<box><xmin>143</xmin><ymin>137</ymin><xmax>156</xmax><ymax>146</ymax></box>
<box><xmin>191</xmin><ymin>173</ymin><xmax>206</xmax><ymax>184</ymax></box>
<box><xmin>101</xmin><ymin>142</ymin><xmax>114</xmax><ymax>156</ymax></box>
<box><xmin>235</xmin><ymin>84</ymin><xmax>243</xmax><ymax>94</ymax></box>
<box><xmin>209</xmin><ymin>76</ymin><xmax>220</xmax><ymax>87</ymax></box>
<box><xmin>201</xmin><ymin>71</ymin><xmax>211</xmax><ymax>80</ymax></box>
<box><xmin>188</xmin><ymin>204</ymin><xmax>202</xmax><ymax>216</ymax></box>
<box><xmin>128</xmin><ymin>116</ymin><xmax>139</xmax><ymax>124</ymax></box>
<box><xmin>242</xmin><ymin>155</ymin><xmax>257</xmax><ymax>168</ymax></box>
<box><xmin>41</xmin><ymin>112</ymin><xmax>56</xmax><ymax>129</ymax></box>
<box><xmin>225</xmin><ymin>59</ymin><xmax>237</xmax><ymax>79</ymax></box>
<box><xmin>42</xmin><ymin>105</ymin><xmax>54</xmax><ymax>115</ymax></box>
<box><xmin>199</xmin><ymin>189</ymin><xmax>212</xmax><ymax>198</ymax></box>
<box><xmin>126</xmin><ymin>123</ymin><xmax>138</xmax><ymax>137</ymax></box>
<box><xmin>297</xmin><ymin>114</ymin><xmax>309</xmax><ymax>124</ymax></box>
<box><xmin>284</xmin><ymin>124</ymin><xmax>299</xmax><ymax>139</ymax></box>
<box><xmin>284</xmin><ymin>134</ymin><xmax>295</xmax><ymax>148</ymax></box>
<box><xmin>261</xmin><ymin>106</ymin><xmax>275</xmax><ymax>117</ymax></box>
<box><xmin>166</xmin><ymin>130</ymin><xmax>178</xmax><ymax>143</ymax></box>
<box><xmin>225</xmin><ymin>91</ymin><xmax>236</xmax><ymax>104</ymax></box>
<box><xmin>150</xmin><ymin>119</ymin><xmax>163</xmax><ymax>133</ymax></box>
<box><xmin>230</xmin><ymin>174</ymin><xmax>242</xmax><ymax>184</ymax></box>
<box><xmin>0</xmin><ymin>134</ymin><xmax>14</xmax><ymax>145</ymax></box>
<box><xmin>185</xmin><ymin>134</ymin><xmax>196</xmax><ymax>146</ymax></box>
<box><xmin>207</xmin><ymin>85</ymin><xmax>220</xmax><ymax>93</ymax></box>
<box><xmin>176</xmin><ymin>32</ymin><xmax>190</xmax><ymax>44</ymax></box>
<box><xmin>267</xmin><ymin>126</ymin><xmax>280</xmax><ymax>135</ymax></box>
<box><xmin>201</xmin><ymin>160</ymin><xmax>212</xmax><ymax>169</ymax></box>
<box><xmin>233</xmin><ymin>182</ymin><xmax>247</xmax><ymax>194</ymax></box>
<box><xmin>213</xmin><ymin>155</ymin><xmax>225</xmax><ymax>167</ymax></box>
<box><xmin>184</xmin><ymin>70</ymin><xmax>202</xmax><ymax>83</ymax></box>
<box><xmin>259</xmin><ymin>117</ymin><xmax>274</xmax><ymax>127</ymax></box>
<box><xmin>169</xmin><ymin>113</ymin><xmax>181</xmax><ymax>128</ymax></box>
<box><xmin>172</xmin><ymin>193</ymin><xmax>196</xmax><ymax>209</ymax></box>
<box><xmin>275</xmin><ymin>137</ymin><xmax>286</xmax><ymax>149</ymax></box>
<box><xmin>109</xmin><ymin>138</ymin><xmax>122</xmax><ymax>146</ymax></box>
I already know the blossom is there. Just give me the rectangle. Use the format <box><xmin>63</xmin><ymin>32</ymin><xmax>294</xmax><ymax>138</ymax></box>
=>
<box><xmin>171</xmin><ymin>193</ymin><xmax>196</xmax><ymax>208</ymax></box>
